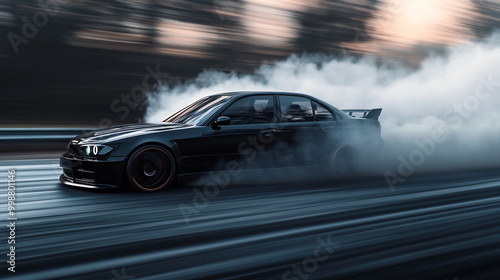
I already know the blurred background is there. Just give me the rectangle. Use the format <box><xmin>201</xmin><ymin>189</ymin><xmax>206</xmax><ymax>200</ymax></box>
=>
<box><xmin>1</xmin><ymin>0</ymin><xmax>500</xmax><ymax>127</ymax></box>
<box><xmin>1</xmin><ymin>3</ymin><xmax>500</xmax><ymax>278</ymax></box>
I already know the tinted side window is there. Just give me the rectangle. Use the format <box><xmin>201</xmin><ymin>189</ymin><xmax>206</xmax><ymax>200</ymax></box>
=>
<box><xmin>313</xmin><ymin>101</ymin><xmax>335</xmax><ymax>121</ymax></box>
<box><xmin>279</xmin><ymin>96</ymin><xmax>314</xmax><ymax>123</ymax></box>
<box><xmin>221</xmin><ymin>95</ymin><xmax>274</xmax><ymax>125</ymax></box>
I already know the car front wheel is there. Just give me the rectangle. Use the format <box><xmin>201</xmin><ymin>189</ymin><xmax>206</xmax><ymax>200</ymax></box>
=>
<box><xmin>126</xmin><ymin>145</ymin><xmax>176</xmax><ymax>192</ymax></box>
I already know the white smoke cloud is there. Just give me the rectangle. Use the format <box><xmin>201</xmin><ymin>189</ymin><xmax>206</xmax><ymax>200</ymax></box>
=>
<box><xmin>146</xmin><ymin>32</ymin><xmax>500</xmax><ymax>175</ymax></box>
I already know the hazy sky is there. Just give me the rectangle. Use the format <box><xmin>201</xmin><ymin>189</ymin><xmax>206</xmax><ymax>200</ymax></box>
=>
<box><xmin>343</xmin><ymin>0</ymin><xmax>480</xmax><ymax>62</ymax></box>
<box><xmin>157</xmin><ymin>0</ymin><xmax>486</xmax><ymax>62</ymax></box>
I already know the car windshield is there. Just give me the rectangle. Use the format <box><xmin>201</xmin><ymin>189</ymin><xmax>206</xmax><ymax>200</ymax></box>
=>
<box><xmin>164</xmin><ymin>95</ymin><xmax>232</xmax><ymax>125</ymax></box>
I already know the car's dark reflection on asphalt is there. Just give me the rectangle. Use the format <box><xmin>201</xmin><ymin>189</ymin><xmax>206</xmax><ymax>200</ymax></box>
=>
<box><xmin>60</xmin><ymin>91</ymin><xmax>382</xmax><ymax>191</ymax></box>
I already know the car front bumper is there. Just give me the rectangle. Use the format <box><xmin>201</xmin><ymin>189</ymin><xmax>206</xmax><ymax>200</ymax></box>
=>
<box><xmin>59</xmin><ymin>153</ymin><xmax>126</xmax><ymax>189</ymax></box>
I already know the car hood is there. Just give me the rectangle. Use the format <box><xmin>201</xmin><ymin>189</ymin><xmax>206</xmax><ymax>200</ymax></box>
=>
<box><xmin>75</xmin><ymin>122</ymin><xmax>192</xmax><ymax>144</ymax></box>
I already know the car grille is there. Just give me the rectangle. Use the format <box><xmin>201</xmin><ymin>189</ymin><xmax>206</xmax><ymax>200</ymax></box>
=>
<box><xmin>63</xmin><ymin>168</ymin><xmax>96</xmax><ymax>184</ymax></box>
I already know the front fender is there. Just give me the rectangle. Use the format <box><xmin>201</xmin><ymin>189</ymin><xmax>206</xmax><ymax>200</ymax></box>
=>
<box><xmin>107</xmin><ymin>127</ymin><xmax>204</xmax><ymax>162</ymax></box>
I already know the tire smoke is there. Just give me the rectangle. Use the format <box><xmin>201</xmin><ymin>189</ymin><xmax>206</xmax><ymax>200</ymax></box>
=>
<box><xmin>146</xmin><ymin>32</ymin><xmax>500</xmax><ymax>177</ymax></box>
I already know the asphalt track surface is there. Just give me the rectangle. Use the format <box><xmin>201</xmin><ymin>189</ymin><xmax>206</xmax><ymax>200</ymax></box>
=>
<box><xmin>0</xmin><ymin>158</ymin><xmax>499</xmax><ymax>280</ymax></box>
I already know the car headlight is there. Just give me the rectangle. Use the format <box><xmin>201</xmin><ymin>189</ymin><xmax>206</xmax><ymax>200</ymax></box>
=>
<box><xmin>77</xmin><ymin>144</ymin><xmax>113</xmax><ymax>157</ymax></box>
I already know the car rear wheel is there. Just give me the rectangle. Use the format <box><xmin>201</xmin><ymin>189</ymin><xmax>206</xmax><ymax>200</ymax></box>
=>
<box><xmin>126</xmin><ymin>145</ymin><xmax>176</xmax><ymax>192</ymax></box>
<box><xmin>329</xmin><ymin>144</ymin><xmax>358</xmax><ymax>177</ymax></box>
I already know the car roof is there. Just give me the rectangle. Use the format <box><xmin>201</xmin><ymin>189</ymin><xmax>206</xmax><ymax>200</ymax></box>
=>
<box><xmin>213</xmin><ymin>91</ymin><xmax>316</xmax><ymax>98</ymax></box>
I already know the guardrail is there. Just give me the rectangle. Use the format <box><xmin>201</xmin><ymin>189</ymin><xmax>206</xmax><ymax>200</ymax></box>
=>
<box><xmin>0</xmin><ymin>128</ymin><xmax>95</xmax><ymax>153</ymax></box>
<box><xmin>0</xmin><ymin>128</ymin><xmax>93</xmax><ymax>141</ymax></box>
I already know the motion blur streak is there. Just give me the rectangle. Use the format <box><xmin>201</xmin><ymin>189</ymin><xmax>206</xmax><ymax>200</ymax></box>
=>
<box><xmin>2</xmin><ymin>0</ymin><xmax>500</xmax><ymax>126</ymax></box>
<box><xmin>1</xmin><ymin>160</ymin><xmax>499</xmax><ymax>279</ymax></box>
<box><xmin>147</xmin><ymin>33</ymin><xmax>500</xmax><ymax>173</ymax></box>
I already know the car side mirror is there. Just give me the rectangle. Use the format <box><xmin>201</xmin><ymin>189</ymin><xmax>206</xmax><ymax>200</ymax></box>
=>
<box><xmin>213</xmin><ymin>116</ymin><xmax>230</xmax><ymax>128</ymax></box>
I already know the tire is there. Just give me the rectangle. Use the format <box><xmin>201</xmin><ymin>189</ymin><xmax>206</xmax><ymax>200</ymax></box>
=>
<box><xmin>126</xmin><ymin>145</ymin><xmax>176</xmax><ymax>192</ymax></box>
<box><xmin>329</xmin><ymin>144</ymin><xmax>358</xmax><ymax>177</ymax></box>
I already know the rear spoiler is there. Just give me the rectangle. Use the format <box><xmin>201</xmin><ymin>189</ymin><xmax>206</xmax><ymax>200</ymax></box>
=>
<box><xmin>342</xmin><ymin>108</ymin><xmax>382</xmax><ymax>120</ymax></box>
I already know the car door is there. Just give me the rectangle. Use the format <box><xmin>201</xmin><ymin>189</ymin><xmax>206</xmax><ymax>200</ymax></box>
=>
<box><xmin>195</xmin><ymin>95</ymin><xmax>278</xmax><ymax>172</ymax></box>
<box><xmin>274</xmin><ymin>95</ymin><xmax>337</xmax><ymax>166</ymax></box>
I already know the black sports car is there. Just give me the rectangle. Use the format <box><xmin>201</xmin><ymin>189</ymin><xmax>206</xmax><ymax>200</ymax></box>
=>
<box><xmin>60</xmin><ymin>91</ymin><xmax>382</xmax><ymax>191</ymax></box>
